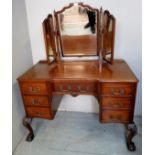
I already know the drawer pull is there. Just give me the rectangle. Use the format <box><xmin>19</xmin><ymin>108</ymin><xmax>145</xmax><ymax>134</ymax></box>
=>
<box><xmin>111</xmin><ymin>88</ymin><xmax>125</xmax><ymax>95</ymax></box>
<box><xmin>77</xmin><ymin>85</ymin><xmax>89</xmax><ymax>93</ymax></box>
<box><xmin>32</xmin><ymin>99</ymin><xmax>41</xmax><ymax>105</ymax></box>
<box><xmin>60</xmin><ymin>85</ymin><xmax>71</xmax><ymax>92</ymax></box>
<box><xmin>35</xmin><ymin>112</ymin><xmax>43</xmax><ymax>116</ymax></box>
<box><xmin>109</xmin><ymin>102</ymin><xmax>123</xmax><ymax>108</ymax></box>
<box><xmin>68</xmin><ymin>85</ymin><xmax>71</xmax><ymax>91</ymax></box>
<box><xmin>29</xmin><ymin>86</ymin><xmax>40</xmax><ymax>93</ymax></box>
<box><xmin>77</xmin><ymin>85</ymin><xmax>81</xmax><ymax>91</ymax></box>
<box><xmin>77</xmin><ymin>85</ymin><xmax>87</xmax><ymax>93</ymax></box>
<box><xmin>60</xmin><ymin>85</ymin><xmax>64</xmax><ymax>91</ymax></box>
<box><xmin>87</xmin><ymin>86</ymin><xmax>90</xmax><ymax>91</ymax></box>
<box><xmin>109</xmin><ymin>114</ymin><xmax>122</xmax><ymax>120</ymax></box>
<box><xmin>80</xmin><ymin>90</ymin><xmax>87</xmax><ymax>93</ymax></box>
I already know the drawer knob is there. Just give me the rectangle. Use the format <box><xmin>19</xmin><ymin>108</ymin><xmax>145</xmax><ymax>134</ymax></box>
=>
<box><xmin>111</xmin><ymin>88</ymin><xmax>125</xmax><ymax>95</ymax></box>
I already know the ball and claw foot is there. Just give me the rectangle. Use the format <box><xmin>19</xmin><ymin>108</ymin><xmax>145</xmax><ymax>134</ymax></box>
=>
<box><xmin>26</xmin><ymin>132</ymin><xmax>34</xmax><ymax>142</ymax></box>
<box><xmin>126</xmin><ymin>122</ymin><xmax>137</xmax><ymax>151</ymax></box>
<box><xmin>23</xmin><ymin>117</ymin><xmax>34</xmax><ymax>142</ymax></box>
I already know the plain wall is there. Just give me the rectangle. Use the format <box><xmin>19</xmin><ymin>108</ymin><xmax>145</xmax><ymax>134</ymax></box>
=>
<box><xmin>12</xmin><ymin>0</ymin><xmax>33</xmax><ymax>152</ymax></box>
<box><xmin>25</xmin><ymin>0</ymin><xmax>142</xmax><ymax>115</ymax></box>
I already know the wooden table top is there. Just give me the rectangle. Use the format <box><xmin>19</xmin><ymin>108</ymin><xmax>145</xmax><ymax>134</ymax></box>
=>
<box><xmin>18</xmin><ymin>59</ymin><xmax>138</xmax><ymax>82</ymax></box>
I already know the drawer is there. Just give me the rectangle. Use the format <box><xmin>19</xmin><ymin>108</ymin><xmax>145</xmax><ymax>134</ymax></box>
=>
<box><xmin>101</xmin><ymin>97</ymin><xmax>132</xmax><ymax>109</ymax></box>
<box><xmin>26</xmin><ymin>107</ymin><xmax>52</xmax><ymax>119</ymax></box>
<box><xmin>101</xmin><ymin>110</ymin><xmax>131</xmax><ymax>123</ymax></box>
<box><xmin>101</xmin><ymin>83</ymin><xmax>134</xmax><ymax>96</ymax></box>
<box><xmin>20</xmin><ymin>82</ymin><xmax>48</xmax><ymax>95</ymax></box>
<box><xmin>52</xmin><ymin>81</ymin><xmax>98</xmax><ymax>94</ymax></box>
<box><xmin>23</xmin><ymin>95</ymin><xmax>50</xmax><ymax>107</ymax></box>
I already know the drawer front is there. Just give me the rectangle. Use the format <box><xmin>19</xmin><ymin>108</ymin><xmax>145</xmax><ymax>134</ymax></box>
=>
<box><xmin>101</xmin><ymin>110</ymin><xmax>131</xmax><ymax>123</ymax></box>
<box><xmin>52</xmin><ymin>81</ymin><xmax>98</xmax><ymax>94</ymax></box>
<box><xmin>101</xmin><ymin>97</ymin><xmax>132</xmax><ymax>109</ymax></box>
<box><xmin>23</xmin><ymin>96</ymin><xmax>49</xmax><ymax>107</ymax></box>
<box><xmin>26</xmin><ymin>107</ymin><xmax>52</xmax><ymax>119</ymax></box>
<box><xmin>21</xmin><ymin>82</ymin><xmax>48</xmax><ymax>95</ymax></box>
<box><xmin>101</xmin><ymin>83</ymin><xmax>134</xmax><ymax>96</ymax></box>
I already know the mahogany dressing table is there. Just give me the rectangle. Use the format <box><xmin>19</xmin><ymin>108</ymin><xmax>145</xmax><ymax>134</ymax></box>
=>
<box><xmin>18</xmin><ymin>3</ymin><xmax>138</xmax><ymax>151</ymax></box>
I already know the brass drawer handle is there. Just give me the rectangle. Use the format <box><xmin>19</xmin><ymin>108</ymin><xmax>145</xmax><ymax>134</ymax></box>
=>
<box><xmin>109</xmin><ymin>102</ymin><xmax>123</xmax><ymax>108</ymax></box>
<box><xmin>111</xmin><ymin>88</ymin><xmax>125</xmax><ymax>95</ymax></box>
<box><xmin>80</xmin><ymin>90</ymin><xmax>87</xmax><ymax>93</ymax></box>
<box><xmin>77</xmin><ymin>85</ymin><xmax>81</xmax><ymax>91</ymax></box>
<box><xmin>68</xmin><ymin>85</ymin><xmax>71</xmax><ymax>91</ymax></box>
<box><xmin>77</xmin><ymin>85</ymin><xmax>89</xmax><ymax>93</ymax></box>
<box><xmin>80</xmin><ymin>87</ymin><xmax>87</xmax><ymax>93</ymax></box>
<box><xmin>35</xmin><ymin>112</ymin><xmax>42</xmax><ymax>116</ymax></box>
<box><xmin>29</xmin><ymin>86</ymin><xmax>40</xmax><ymax>93</ymax></box>
<box><xmin>60</xmin><ymin>85</ymin><xmax>71</xmax><ymax>92</ymax></box>
<box><xmin>77</xmin><ymin>85</ymin><xmax>86</xmax><ymax>92</ymax></box>
<box><xmin>109</xmin><ymin>114</ymin><xmax>122</xmax><ymax>120</ymax></box>
<box><xmin>60</xmin><ymin>85</ymin><xmax>67</xmax><ymax>92</ymax></box>
<box><xmin>32</xmin><ymin>99</ymin><xmax>41</xmax><ymax>105</ymax></box>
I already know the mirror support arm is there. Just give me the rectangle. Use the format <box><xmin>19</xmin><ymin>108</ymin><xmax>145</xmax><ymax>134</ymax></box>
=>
<box><xmin>99</xmin><ymin>49</ymin><xmax>103</xmax><ymax>72</ymax></box>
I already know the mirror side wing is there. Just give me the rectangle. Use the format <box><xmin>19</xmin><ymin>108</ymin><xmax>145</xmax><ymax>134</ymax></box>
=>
<box><xmin>102</xmin><ymin>10</ymin><xmax>115</xmax><ymax>64</ymax></box>
<box><xmin>42</xmin><ymin>14</ymin><xmax>59</xmax><ymax>64</ymax></box>
<box><xmin>42</xmin><ymin>19</ymin><xmax>51</xmax><ymax>64</ymax></box>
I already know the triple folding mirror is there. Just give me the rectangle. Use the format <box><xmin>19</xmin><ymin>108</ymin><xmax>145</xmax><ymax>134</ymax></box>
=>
<box><xmin>42</xmin><ymin>2</ymin><xmax>115</xmax><ymax>64</ymax></box>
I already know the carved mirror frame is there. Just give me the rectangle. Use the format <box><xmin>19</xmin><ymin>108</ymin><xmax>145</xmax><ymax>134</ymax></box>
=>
<box><xmin>54</xmin><ymin>2</ymin><xmax>100</xmax><ymax>58</ymax></box>
<box><xmin>42</xmin><ymin>3</ymin><xmax>115</xmax><ymax>65</ymax></box>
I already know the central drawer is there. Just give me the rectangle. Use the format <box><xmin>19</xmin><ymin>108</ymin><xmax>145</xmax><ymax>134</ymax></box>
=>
<box><xmin>52</xmin><ymin>81</ymin><xmax>98</xmax><ymax>94</ymax></box>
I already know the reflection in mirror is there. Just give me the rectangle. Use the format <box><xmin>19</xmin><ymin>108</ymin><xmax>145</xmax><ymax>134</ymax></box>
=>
<box><xmin>103</xmin><ymin>11</ymin><xmax>115</xmax><ymax>64</ymax></box>
<box><xmin>56</xmin><ymin>3</ymin><xmax>98</xmax><ymax>56</ymax></box>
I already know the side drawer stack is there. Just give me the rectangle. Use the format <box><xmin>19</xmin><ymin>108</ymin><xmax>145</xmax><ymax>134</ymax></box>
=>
<box><xmin>19</xmin><ymin>82</ymin><xmax>53</xmax><ymax>119</ymax></box>
<box><xmin>100</xmin><ymin>83</ymin><xmax>136</xmax><ymax>123</ymax></box>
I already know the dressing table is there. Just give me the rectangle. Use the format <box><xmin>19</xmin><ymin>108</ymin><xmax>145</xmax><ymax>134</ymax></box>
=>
<box><xmin>18</xmin><ymin>3</ymin><xmax>138</xmax><ymax>151</ymax></box>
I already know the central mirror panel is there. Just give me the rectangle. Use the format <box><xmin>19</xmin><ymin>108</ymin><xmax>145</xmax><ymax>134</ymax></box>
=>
<box><xmin>56</xmin><ymin>3</ymin><xmax>99</xmax><ymax>57</ymax></box>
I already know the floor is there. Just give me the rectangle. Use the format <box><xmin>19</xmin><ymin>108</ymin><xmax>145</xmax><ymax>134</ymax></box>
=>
<box><xmin>13</xmin><ymin>112</ymin><xmax>142</xmax><ymax>155</ymax></box>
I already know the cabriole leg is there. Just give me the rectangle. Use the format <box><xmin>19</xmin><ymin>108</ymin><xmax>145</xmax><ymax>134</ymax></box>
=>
<box><xmin>126</xmin><ymin>122</ymin><xmax>137</xmax><ymax>151</ymax></box>
<box><xmin>23</xmin><ymin>117</ymin><xmax>34</xmax><ymax>142</ymax></box>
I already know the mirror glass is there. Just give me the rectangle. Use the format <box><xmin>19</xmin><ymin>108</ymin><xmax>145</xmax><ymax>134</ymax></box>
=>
<box><xmin>57</xmin><ymin>4</ymin><xmax>98</xmax><ymax>56</ymax></box>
